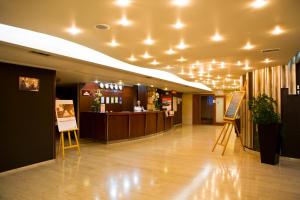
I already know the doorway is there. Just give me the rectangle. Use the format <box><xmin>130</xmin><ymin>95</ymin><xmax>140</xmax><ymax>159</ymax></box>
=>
<box><xmin>193</xmin><ymin>94</ymin><xmax>215</xmax><ymax>124</ymax></box>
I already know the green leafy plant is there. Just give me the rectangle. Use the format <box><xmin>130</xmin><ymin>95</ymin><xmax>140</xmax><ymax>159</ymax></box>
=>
<box><xmin>248</xmin><ymin>94</ymin><xmax>280</xmax><ymax>124</ymax></box>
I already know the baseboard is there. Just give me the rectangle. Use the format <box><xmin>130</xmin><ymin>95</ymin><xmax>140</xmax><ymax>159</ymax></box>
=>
<box><xmin>0</xmin><ymin>159</ymin><xmax>55</xmax><ymax>177</ymax></box>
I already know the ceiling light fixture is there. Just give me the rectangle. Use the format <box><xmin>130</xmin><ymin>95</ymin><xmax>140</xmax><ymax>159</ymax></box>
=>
<box><xmin>250</xmin><ymin>0</ymin><xmax>268</xmax><ymax>9</ymax></box>
<box><xmin>108</xmin><ymin>39</ymin><xmax>119</xmax><ymax>47</ymax></box>
<box><xmin>195</xmin><ymin>60</ymin><xmax>201</xmax><ymax>66</ymax></box>
<box><xmin>243</xmin><ymin>42</ymin><xmax>255</xmax><ymax>50</ymax></box>
<box><xmin>128</xmin><ymin>55</ymin><xmax>137</xmax><ymax>62</ymax></box>
<box><xmin>211</xmin><ymin>32</ymin><xmax>223</xmax><ymax>42</ymax></box>
<box><xmin>118</xmin><ymin>15</ymin><xmax>132</xmax><ymax>26</ymax></box>
<box><xmin>264</xmin><ymin>58</ymin><xmax>271</xmax><ymax>63</ymax></box>
<box><xmin>115</xmin><ymin>0</ymin><xmax>131</xmax><ymax>7</ymax></box>
<box><xmin>165</xmin><ymin>48</ymin><xmax>176</xmax><ymax>55</ymax></box>
<box><xmin>236</xmin><ymin>61</ymin><xmax>242</xmax><ymax>66</ymax></box>
<box><xmin>144</xmin><ymin>36</ymin><xmax>155</xmax><ymax>45</ymax></box>
<box><xmin>172</xmin><ymin>0</ymin><xmax>190</xmax><ymax>7</ymax></box>
<box><xmin>220</xmin><ymin>62</ymin><xmax>225</xmax><ymax>69</ymax></box>
<box><xmin>166</xmin><ymin>65</ymin><xmax>173</xmax><ymax>69</ymax></box>
<box><xmin>176</xmin><ymin>39</ymin><xmax>188</xmax><ymax>49</ymax></box>
<box><xmin>150</xmin><ymin>59</ymin><xmax>160</xmax><ymax>65</ymax></box>
<box><xmin>211</xmin><ymin>59</ymin><xmax>216</xmax><ymax>64</ymax></box>
<box><xmin>173</xmin><ymin>19</ymin><xmax>185</xmax><ymax>29</ymax></box>
<box><xmin>177</xmin><ymin>56</ymin><xmax>187</xmax><ymax>62</ymax></box>
<box><xmin>141</xmin><ymin>51</ymin><xmax>152</xmax><ymax>59</ymax></box>
<box><xmin>271</xmin><ymin>25</ymin><xmax>284</xmax><ymax>35</ymax></box>
<box><xmin>66</xmin><ymin>25</ymin><xmax>81</xmax><ymax>35</ymax></box>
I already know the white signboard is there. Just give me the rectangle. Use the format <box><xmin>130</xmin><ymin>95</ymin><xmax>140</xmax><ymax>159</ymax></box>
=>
<box><xmin>55</xmin><ymin>100</ymin><xmax>77</xmax><ymax>132</ymax></box>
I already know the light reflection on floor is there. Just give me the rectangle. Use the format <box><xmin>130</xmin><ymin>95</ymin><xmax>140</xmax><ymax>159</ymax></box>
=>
<box><xmin>1</xmin><ymin>125</ymin><xmax>300</xmax><ymax>200</ymax></box>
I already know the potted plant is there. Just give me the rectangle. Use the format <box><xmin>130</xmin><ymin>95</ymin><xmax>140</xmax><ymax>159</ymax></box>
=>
<box><xmin>248</xmin><ymin>94</ymin><xmax>281</xmax><ymax>165</ymax></box>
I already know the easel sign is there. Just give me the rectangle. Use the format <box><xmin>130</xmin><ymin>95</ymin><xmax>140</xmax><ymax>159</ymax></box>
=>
<box><xmin>55</xmin><ymin>100</ymin><xmax>77</xmax><ymax>132</ymax></box>
<box><xmin>55</xmin><ymin>100</ymin><xmax>80</xmax><ymax>159</ymax></box>
<box><xmin>224</xmin><ymin>91</ymin><xmax>245</xmax><ymax>120</ymax></box>
<box><xmin>212</xmin><ymin>91</ymin><xmax>245</xmax><ymax>155</ymax></box>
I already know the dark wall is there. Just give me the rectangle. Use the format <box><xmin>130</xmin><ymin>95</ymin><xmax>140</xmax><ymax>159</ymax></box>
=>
<box><xmin>135</xmin><ymin>85</ymin><xmax>148</xmax><ymax>108</ymax></box>
<box><xmin>0</xmin><ymin>62</ymin><xmax>56</xmax><ymax>172</ymax></box>
<box><xmin>280</xmin><ymin>62</ymin><xmax>300</xmax><ymax>158</ymax></box>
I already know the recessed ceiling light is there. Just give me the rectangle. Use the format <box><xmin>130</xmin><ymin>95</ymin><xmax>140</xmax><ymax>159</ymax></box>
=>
<box><xmin>250</xmin><ymin>0</ymin><xmax>268</xmax><ymax>9</ymax></box>
<box><xmin>264</xmin><ymin>58</ymin><xmax>271</xmax><ymax>63</ymax></box>
<box><xmin>236</xmin><ymin>61</ymin><xmax>242</xmax><ymax>66</ymax></box>
<box><xmin>108</xmin><ymin>39</ymin><xmax>119</xmax><ymax>47</ymax></box>
<box><xmin>191</xmin><ymin>64</ymin><xmax>196</xmax><ymax>69</ymax></box>
<box><xmin>164</xmin><ymin>87</ymin><xmax>168</xmax><ymax>90</ymax></box>
<box><xmin>220</xmin><ymin>62</ymin><xmax>225</xmax><ymax>68</ymax></box>
<box><xmin>176</xmin><ymin>39</ymin><xmax>188</xmax><ymax>49</ymax></box>
<box><xmin>115</xmin><ymin>0</ymin><xmax>131</xmax><ymax>7</ymax></box>
<box><xmin>150</xmin><ymin>85</ymin><xmax>154</xmax><ymax>87</ymax></box>
<box><xmin>211</xmin><ymin>32</ymin><xmax>223</xmax><ymax>42</ymax></box>
<box><xmin>66</xmin><ymin>25</ymin><xmax>81</xmax><ymax>35</ymax></box>
<box><xmin>172</xmin><ymin>0</ymin><xmax>190</xmax><ymax>7</ymax></box>
<box><xmin>165</xmin><ymin>48</ymin><xmax>176</xmax><ymax>55</ymax></box>
<box><xmin>271</xmin><ymin>25</ymin><xmax>284</xmax><ymax>35</ymax></box>
<box><xmin>150</xmin><ymin>59</ymin><xmax>160</xmax><ymax>65</ymax></box>
<box><xmin>211</xmin><ymin>59</ymin><xmax>216</xmax><ymax>64</ymax></box>
<box><xmin>208</xmin><ymin>64</ymin><xmax>213</xmax><ymax>71</ymax></box>
<box><xmin>137</xmin><ymin>83</ymin><xmax>141</xmax><ymax>86</ymax></box>
<box><xmin>166</xmin><ymin>65</ymin><xmax>173</xmax><ymax>69</ymax></box>
<box><xmin>118</xmin><ymin>15</ymin><xmax>132</xmax><ymax>26</ymax></box>
<box><xmin>179</xmin><ymin>68</ymin><xmax>185</xmax><ymax>75</ymax></box>
<box><xmin>216</xmin><ymin>75</ymin><xmax>221</xmax><ymax>79</ymax></box>
<box><xmin>173</xmin><ymin>19</ymin><xmax>185</xmax><ymax>29</ymax></box>
<box><xmin>128</xmin><ymin>55</ymin><xmax>137</xmax><ymax>62</ymax></box>
<box><xmin>141</xmin><ymin>51</ymin><xmax>152</xmax><ymax>59</ymax></box>
<box><xmin>195</xmin><ymin>60</ymin><xmax>201</xmax><ymax>66</ymax></box>
<box><xmin>243</xmin><ymin>42</ymin><xmax>255</xmax><ymax>50</ymax></box>
<box><xmin>144</xmin><ymin>36</ymin><xmax>155</xmax><ymax>45</ymax></box>
<box><xmin>177</xmin><ymin>56</ymin><xmax>187</xmax><ymax>62</ymax></box>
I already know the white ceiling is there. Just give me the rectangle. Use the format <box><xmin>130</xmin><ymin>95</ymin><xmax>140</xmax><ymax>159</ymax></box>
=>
<box><xmin>0</xmin><ymin>0</ymin><xmax>300</xmax><ymax>90</ymax></box>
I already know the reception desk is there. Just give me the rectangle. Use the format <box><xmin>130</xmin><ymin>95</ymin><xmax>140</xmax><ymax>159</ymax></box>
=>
<box><xmin>80</xmin><ymin>111</ymin><xmax>173</xmax><ymax>142</ymax></box>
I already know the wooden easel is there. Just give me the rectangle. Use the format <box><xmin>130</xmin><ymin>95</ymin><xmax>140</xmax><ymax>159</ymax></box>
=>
<box><xmin>57</xmin><ymin>129</ymin><xmax>80</xmax><ymax>159</ymax></box>
<box><xmin>212</xmin><ymin>119</ymin><xmax>245</xmax><ymax>155</ymax></box>
<box><xmin>212</xmin><ymin>91</ymin><xmax>245</xmax><ymax>155</ymax></box>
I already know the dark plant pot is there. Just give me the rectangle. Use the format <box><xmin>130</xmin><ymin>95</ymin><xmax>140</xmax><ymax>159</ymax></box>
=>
<box><xmin>258</xmin><ymin>123</ymin><xmax>281</xmax><ymax>165</ymax></box>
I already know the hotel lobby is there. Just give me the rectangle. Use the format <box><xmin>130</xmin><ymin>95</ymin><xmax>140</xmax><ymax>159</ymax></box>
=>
<box><xmin>0</xmin><ymin>0</ymin><xmax>300</xmax><ymax>199</ymax></box>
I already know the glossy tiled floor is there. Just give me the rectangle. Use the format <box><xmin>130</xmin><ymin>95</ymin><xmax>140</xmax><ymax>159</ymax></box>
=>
<box><xmin>1</xmin><ymin>125</ymin><xmax>300</xmax><ymax>200</ymax></box>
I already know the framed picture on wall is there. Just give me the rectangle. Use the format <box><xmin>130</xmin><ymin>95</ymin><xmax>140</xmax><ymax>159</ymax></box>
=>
<box><xmin>119</xmin><ymin>97</ymin><xmax>122</xmax><ymax>104</ymax></box>
<box><xmin>115</xmin><ymin>96</ymin><xmax>118</xmax><ymax>104</ymax></box>
<box><xmin>111</xmin><ymin>96</ymin><xmax>114</xmax><ymax>104</ymax></box>
<box><xmin>101</xmin><ymin>96</ymin><xmax>105</xmax><ymax>104</ymax></box>
<box><xmin>106</xmin><ymin>97</ymin><xmax>110</xmax><ymax>104</ymax></box>
<box><xmin>19</xmin><ymin>76</ymin><xmax>39</xmax><ymax>92</ymax></box>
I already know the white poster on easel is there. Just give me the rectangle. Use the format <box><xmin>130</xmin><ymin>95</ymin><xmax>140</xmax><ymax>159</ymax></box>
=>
<box><xmin>55</xmin><ymin>100</ymin><xmax>78</xmax><ymax>132</ymax></box>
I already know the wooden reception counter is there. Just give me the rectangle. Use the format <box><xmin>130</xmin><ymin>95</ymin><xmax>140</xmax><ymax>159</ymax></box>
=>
<box><xmin>80</xmin><ymin>111</ymin><xmax>173</xmax><ymax>142</ymax></box>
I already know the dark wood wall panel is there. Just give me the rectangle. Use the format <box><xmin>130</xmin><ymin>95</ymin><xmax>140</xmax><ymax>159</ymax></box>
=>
<box><xmin>130</xmin><ymin>114</ymin><xmax>146</xmax><ymax>138</ymax></box>
<box><xmin>0</xmin><ymin>62</ymin><xmax>55</xmax><ymax>172</ymax></box>
<box><xmin>157</xmin><ymin>112</ymin><xmax>165</xmax><ymax>132</ymax></box>
<box><xmin>146</xmin><ymin>112</ymin><xmax>157</xmax><ymax>135</ymax></box>
<box><xmin>107</xmin><ymin>115</ymin><xmax>129</xmax><ymax>141</ymax></box>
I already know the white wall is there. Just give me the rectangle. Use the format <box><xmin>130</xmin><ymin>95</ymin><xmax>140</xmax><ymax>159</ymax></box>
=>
<box><xmin>182</xmin><ymin>94</ymin><xmax>193</xmax><ymax>125</ymax></box>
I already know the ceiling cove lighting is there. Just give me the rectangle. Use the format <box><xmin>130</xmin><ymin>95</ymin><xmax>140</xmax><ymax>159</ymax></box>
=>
<box><xmin>176</xmin><ymin>39</ymin><xmax>188</xmax><ymax>50</ymax></box>
<box><xmin>243</xmin><ymin>42</ymin><xmax>255</xmax><ymax>50</ymax></box>
<box><xmin>0</xmin><ymin>24</ymin><xmax>211</xmax><ymax>91</ymax></box>
<box><xmin>172</xmin><ymin>0</ymin><xmax>190</xmax><ymax>7</ymax></box>
<box><xmin>173</xmin><ymin>19</ymin><xmax>185</xmax><ymax>29</ymax></box>
<box><xmin>250</xmin><ymin>0</ymin><xmax>268</xmax><ymax>9</ymax></box>
<box><xmin>108</xmin><ymin>39</ymin><xmax>119</xmax><ymax>47</ymax></box>
<box><xmin>118</xmin><ymin>15</ymin><xmax>132</xmax><ymax>26</ymax></box>
<box><xmin>271</xmin><ymin>25</ymin><xmax>284</xmax><ymax>35</ymax></box>
<box><xmin>211</xmin><ymin>32</ymin><xmax>223</xmax><ymax>42</ymax></box>
<box><xmin>115</xmin><ymin>0</ymin><xmax>131</xmax><ymax>7</ymax></box>
<box><xmin>143</xmin><ymin>36</ymin><xmax>155</xmax><ymax>45</ymax></box>
<box><xmin>128</xmin><ymin>55</ymin><xmax>137</xmax><ymax>62</ymax></box>
<box><xmin>165</xmin><ymin>48</ymin><xmax>176</xmax><ymax>55</ymax></box>
<box><xmin>141</xmin><ymin>51</ymin><xmax>152</xmax><ymax>59</ymax></box>
<box><xmin>66</xmin><ymin>25</ymin><xmax>81</xmax><ymax>35</ymax></box>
